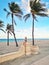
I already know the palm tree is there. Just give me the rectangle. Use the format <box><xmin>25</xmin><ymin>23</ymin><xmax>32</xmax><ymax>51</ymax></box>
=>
<box><xmin>0</xmin><ymin>20</ymin><xmax>5</xmax><ymax>33</ymax></box>
<box><xmin>24</xmin><ymin>0</ymin><xmax>48</xmax><ymax>45</ymax></box>
<box><xmin>4</xmin><ymin>2</ymin><xmax>23</xmax><ymax>47</ymax></box>
<box><xmin>6</xmin><ymin>24</ymin><xmax>12</xmax><ymax>46</ymax></box>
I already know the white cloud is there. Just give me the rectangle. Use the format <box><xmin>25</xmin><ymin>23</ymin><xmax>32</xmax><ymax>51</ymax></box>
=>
<box><xmin>0</xmin><ymin>28</ymin><xmax>32</xmax><ymax>39</ymax></box>
<box><xmin>21</xmin><ymin>0</ymin><xmax>31</xmax><ymax>13</ymax></box>
<box><xmin>34</xmin><ymin>27</ymin><xmax>49</xmax><ymax>38</ymax></box>
<box><xmin>15</xmin><ymin>28</ymin><xmax>32</xmax><ymax>38</ymax></box>
<box><xmin>0</xmin><ymin>27</ymin><xmax>49</xmax><ymax>39</ymax></box>
<box><xmin>46</xmin><ymin>9</ymin><xmax>49</xmax><ymax>15</ymax></box>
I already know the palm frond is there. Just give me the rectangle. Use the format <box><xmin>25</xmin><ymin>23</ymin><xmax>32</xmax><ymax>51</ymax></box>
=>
<box><xmin>0</xmin><ymin>24</ymin><xmax>4</xmax><ymax>27</ymax></box>
<box><xmin>6</xmin><ymin>12</ymin><xmax>10</xmax><ymax>18</ymax></box>
<box><xmin>8</xmin><ymin>2</ymin><xmax>23</xmax><ymax>15</ymax></box>
<box><xmin>0</xmin><ymin>20</ymin><xmax>4</xmax><ymax>27</ymax></box>
<box><xmin>9</xmin><ymin>31</ymin><xmax>12</xmax><ymax>35</ymax></box>
<box><xmin>30</xmin><ymin>0</ymin><xmax>48</xmax><ymax>18</ymax></box>
<box><xmin>30</xmin><ymin>0</ymin><xmax>47</xmax><ymax>13</ymax></box>
<box><xmin>0</xmin><ymin>29</ymin><xmax>6</xmax><ymax>33</ymax></box>
<box><xmin>4</xmin><ymin>8</ymin><xmax>11</xmax><ymax>18</ymax></box>
<box><xmin>6</xmin><ymin>24</ymin><xmax>14</xmax><ymax>33</ymax></box>
<box><xmin>39</xmin><ymin>8</ymin><xmax>47</xmax><ymax>12</ymax></box>
<box><xmin>15</xmin><ymin>14</ymin><xmax>22</xmax><ymax>19</ymax></box>
<box><xmin>0</xmin><ymin>20</ymin><xmax>3</xmax><ymax>23</ymax></box>
<box><xmin>6</xmin><ymin>24</ymin><xmax>12</xmax><ymax>31</ymax></box>
<box><xmin>4</xmin><ymin>8</ymin><xmax>7</xmax><ymax>12</ymax></box>
<box><xmin>36</xmin><ymin>13</ymin><xmax>48</xmax><ymax>17</ymax></box>
<box><xmin>13</xmin><ymin>19</ymin><xmax>17</xmax><ymax>25</ymax></box>
<box><xmin>33</xmin><ymin>15</ymin><xmax>38</xmax><ymax>22</ymax></box>
<box><xmin>23</xmin><ymin>14</ymin><xmax>30</xmax><ymax>21</ymax></box>
<box><xmin>34</xmin><ymin>0</ymin><xmax>38</xmax><ymax>3</ymax></box>
<box><xmin>4</xmin><ymin>8</ymin><xmax>9</xmax><ymax>13</ymax></box>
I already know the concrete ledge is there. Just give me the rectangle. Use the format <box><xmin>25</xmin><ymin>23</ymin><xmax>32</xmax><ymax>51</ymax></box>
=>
<box><xmin>0</xmin><ymin>44</ymin><xmax>32</xmax><ymax>63</ymax></box>
<box><xmin>31</xmin><ymin>45</ymin><xmax>39</xmax><ymax>54</ymax></box>
<box><xmin>0</xmin><ymin>44</ymin><xmax>39</xmax><ymax>63</ymax></box>
<box><xmin>0</xmin><ymin>45</ymin><xmax>25</xmax><ymax>63</ymax></box>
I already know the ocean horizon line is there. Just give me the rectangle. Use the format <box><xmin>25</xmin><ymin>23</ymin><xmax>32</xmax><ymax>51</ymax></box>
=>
<box><xmin>0</xmin><ymin>38</ymin><xmax>49</xmax><ymax>42</ymax></box>
<box><xmin>0</xmin><ymin>38</ymin><xmax>49</xmax><ymax>40</ymax></box>
<box><xmin>0</xmin><ymin>38</ymin><xmax>49</xmax><ymax>39</ymax></box>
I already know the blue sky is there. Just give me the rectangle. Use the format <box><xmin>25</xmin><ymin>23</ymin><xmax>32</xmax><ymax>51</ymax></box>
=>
<box><xmin>0</xmin><ymin>0</ymin><xmax>49</xmax><ymax>39</ymax></box>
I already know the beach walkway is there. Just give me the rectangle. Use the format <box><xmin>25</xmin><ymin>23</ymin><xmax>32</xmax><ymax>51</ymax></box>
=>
<box><xmin>31</xmin><ymin>55</ymin><xmax>49</xmax><ymax>65</ymax></box>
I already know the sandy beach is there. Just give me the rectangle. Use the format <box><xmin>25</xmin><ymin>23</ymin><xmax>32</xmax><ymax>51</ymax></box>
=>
<box><xmin>0</xmin><ymin>41</ymin><xmax>24</xmax><ymax>55</ymax></box>
<box><xmin>0</xmin><ymin>39</ymin><xmax>49</xmax><ymax>65</ymax></box>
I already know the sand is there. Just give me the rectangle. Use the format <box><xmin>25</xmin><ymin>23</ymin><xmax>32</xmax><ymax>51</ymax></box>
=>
<box><xmin>0</xmin><ymin>41</ymin><xmax>23</xmax><ymax>55</ymax></box>
<box><xmin>0</xmin><ymin>40</ymin><xmax>49</xmax><ymax>65</ymax></box>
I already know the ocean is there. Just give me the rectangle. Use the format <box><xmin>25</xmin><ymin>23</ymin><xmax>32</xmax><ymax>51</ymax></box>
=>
<box><xmin>0</xmin><ymin>39</ymin><xmax>25</xmax><ymax>42</ymax></box>
<box><xmin>0</xmin><ymin>38</ymin><xmax>49</xmax><ymax>42</ymax></box>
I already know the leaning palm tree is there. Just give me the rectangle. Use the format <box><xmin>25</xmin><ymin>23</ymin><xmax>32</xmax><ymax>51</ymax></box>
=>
<box><xmin>4</xmin><ymin>2</ymin><xmax>23</xmax><ymax>47</ymax></box>
<box><xmin>24</xmin><ymin>0</ymin><xmax>48</xmax><ymax>45</ymax></box>
<box><xmin>6</xmin><ymin>24</ymin><xmax>11</xmax><ymax>46</ymax></box>
<box><xmin>6</xmin><ymin>24</ymin><xmax>12</xmax><ymax>46</ymax></box>
<box><xmin>0</xmin><ymin>20</ymin><xmax>5</xmax><ymax>33</ymax></box>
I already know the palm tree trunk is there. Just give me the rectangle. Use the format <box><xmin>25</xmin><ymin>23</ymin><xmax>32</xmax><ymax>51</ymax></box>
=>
<box><xmin>13</xmin><ymin>32</ymin><xmax>18</xmax><ymax>47</ymax></box>
<box><xmin>12</xmin><ymin>13</ymin><xmax>14</xmax><ymax>30</ymax></box>
<box><xmin>32</xmin><ymin>15</ymin><xmax>34</xmax><ymax>45</ymax></box>
<box><xmin>7</xmin><ymin>31</ymin><xmax>9</xmax><ymax>46</ymax></box>
<box><xmin>12</xmin><ymin>13</ymin><xmax>18</xmax><ymax>47</ymax></box>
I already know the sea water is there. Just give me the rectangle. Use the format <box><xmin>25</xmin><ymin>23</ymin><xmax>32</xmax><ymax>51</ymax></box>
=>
<box><xmin>0</xmin><ymin>38</ymin><xmax>49</xmax><ymax>43</ymax></box>
<box><xmin>0</xmin><ymin>39</ymin><xmax>24</xmax><ymax>42</ymax></box>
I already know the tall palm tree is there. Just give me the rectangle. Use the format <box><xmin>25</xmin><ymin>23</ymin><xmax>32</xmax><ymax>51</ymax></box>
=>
<box><xmin>6</xmin><ymin>24</ymin><xmax>13</xmax><ymax>46</ymax></box>
<box><xmin>4</xmin><ymin>2</ymin><xmax>23</xmax><ymax>47</ymax></box>
<box><xmin>24</xmin><ymin>0</ymin><xmax>48</xmax><ymax>45</ymax></box>
<box><xmin>0</xmin><ymin>20</ymin><xmax>5</xmax><ymax>33</ymax></box>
